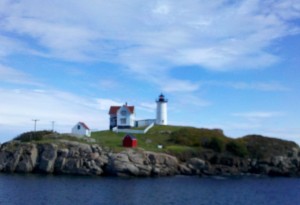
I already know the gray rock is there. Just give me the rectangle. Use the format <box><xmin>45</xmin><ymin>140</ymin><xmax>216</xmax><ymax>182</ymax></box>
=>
<box><xmin>105</xmin><ymin>149</ymin><xmax>179</xmax><ymax>176</ymax></box>
<box><xmin>37</xmin><ymin>143</ymin><xmax>58</xmax><ymax>173</ymax></box>
<box><xmin>83</xmin><ymin>137</ymin><xmax>96</xmax><ymax>143</ymax></box>
<box><xmin>2</xmin><ymin>139</ymin><xmax>300</xmax><ymax>177</ymax></box>
<box><xmin>145</xmin><ymin>151</ymin><xmax>179</xmax><ymax>176</ymax></box>
<box><xmin>187</xmin><ymin>158</ymin><xmax>206</xmax><ymax>170</ymax></box>
<box><xmin>54</xmin><ymin>156</ymin><xmax>66</xmax><ymax>172</ymax></box>
<box><xmin>1</xmin><ymin>145</ymin><xmax>22</xmax><ymax>172</ymax></box>
<box><xmin>0</xmin><ymin>141</ymin><xmax>108</xmax><ymax>176</ymax></box>
<box><xmin>91</xmin><ymin>145</ymin><xmax>102</xmax><ymax>153</ymax></box>
<box><xmin>178</xmin><ymin>164</ymin><xmax>193</xmax><ymax>175</ymax></box>
<box><xmin>15</xmin><ymin>143</ymin><xmax>38</xmax><ymax>172</ymax></box>
<box><xmin>271</xmin><ymin>156</ymin><xmax>285</xmax><ymax>166</ymax></box>
<box><xmin>106</xmin><ymin>152</ymin><xmax>141</xmax><ymax>176</ymax></box>
<box><xmin>182</xmin><ymin>158</ymin><xmax>207</xmax><ymax>175</ymax></box>
<box><xmin>63</xmin><ymin>158</ymin><xmax>80</xmax><ymax>172</ymax></box>
<box><xmin>57</xmin><ymin>148</ymin><xmax>69</xmax><ymax>158</ymax></box>
<box><xmin>53</xmin><ymin>143</ymin><xmax>105</xmax><ymax>175</ymax></box>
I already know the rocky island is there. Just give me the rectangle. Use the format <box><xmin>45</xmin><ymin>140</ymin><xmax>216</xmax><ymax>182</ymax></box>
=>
<box><xmin>1</xmin><ymin>126</ymin><xmax>300</xmax><ymax>177</ymax></box>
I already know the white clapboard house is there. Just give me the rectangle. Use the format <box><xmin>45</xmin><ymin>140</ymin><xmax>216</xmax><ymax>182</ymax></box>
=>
<box><xmin>109</xmin><ymin>103</ymin><xmax>135</xmax><ymax>130</ymax></box>
<box><xmin>71</xmin><ymin>122</ymin><xmax>91</xmax><ymax>137</ymax></box>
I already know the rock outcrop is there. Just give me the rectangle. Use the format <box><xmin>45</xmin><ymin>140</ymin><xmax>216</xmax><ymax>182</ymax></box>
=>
<box><xmin>105</xmin><ymin>149</ymin><xmax>179</xmax><ymax>176</ymax></box>
<box><xmin>1</xmin><ymin>140</ymin><xmax>300</xmax><ymax>177</ymax></box>
<box><xmin>0</xmin><ymin>140</ymin><xmax>108</xmax><ymax>175</ymax></box>
<box><xmin>0</xmin><ymin>141</ymin><xmax>179</xmax><ymax>176</ymax></box>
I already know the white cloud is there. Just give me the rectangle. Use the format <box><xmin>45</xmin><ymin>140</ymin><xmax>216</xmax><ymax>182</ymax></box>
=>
<box><xmin>3</xmin><ymin>17</ymin><xmax>99</xmax><ymax>61</ymax></box>
<box><xmin>153</xmin><ymin>2</ymin><xmax>171</xmax><ymax>15</ymax></box>
<box><xmin>97</xmin><ymin>98</ymin><xmax>123</xmax><ymax>111</ymax></box>
<box><xmin>175</xmin><ymin>93</ymin><xmax>211</xmax><ymax>107</ymax></box>
<box><xmin>92</xmin><ymin>79</ymin><xmax>120</xmax><ymax>90</ymax></box>
<box><xmin>0</xmin><ymin>64</ymin><xmax>41</xmax><ymax>86</ymax></box>
<box><xmin>227</xmin><ymin>82</ymin><xmax>289</xmax><ymax>91</ymax></box>
<box><xmin>0</xmin><ymin>0</ymin><xmax>299</xmax><ymax>144</ymax></box>
<box><xmin>0</xmin><ymin>35</ymin><xmax>23</xmax><ymax>58</ymax></box>
<box><xmin>138</xmin><ymin>102</ymin><xmax>156</xmax><ymax>113</ymax></box>
<box><xmin>0</xmin><ymin>0</ymin><xmax>299</xmax><ymax>89</ymax></box>
<box><xmin>0</xmin><ymin>88</ymin><xmax>113</xmax><ymax>142</ymax></box>
<box><xmin>162</xmin><ymin>79</ymin><xmax>200</xmax><ymax>93</ymax></box>
<box><xmin>232</xmin><ymin>111</ymin><xmax>284</xmax><ymax>119</ymax></box>
<box><xmin>202</xmin><ymin>81</ymin><xmax>290</xmax><ymax>91</ymax></box>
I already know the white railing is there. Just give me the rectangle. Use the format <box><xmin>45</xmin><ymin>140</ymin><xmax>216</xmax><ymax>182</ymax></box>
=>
<box><xmin>113</xmin><ymin>123</ymin><xmax>154</xmax><ymax>134</ymax></box>
<box><xmin>144</xmin><ymin>122</ymin><xmax>154</xmax><ymax>133</ymax></box>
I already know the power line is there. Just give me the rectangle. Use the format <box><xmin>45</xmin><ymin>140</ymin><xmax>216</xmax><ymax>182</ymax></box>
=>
<box><xmin>51</xmin><ymin>121</ymin><xmax>55</xmax><ymax>132</ymax></box>
<box><xmin>32</xmin><ymin>119</ymin><xmax>39</xmax><ymax>132</ymax></box>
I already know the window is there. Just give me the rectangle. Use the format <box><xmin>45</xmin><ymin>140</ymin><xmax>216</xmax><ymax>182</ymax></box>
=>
<box><xmin>120</xmin><ymin>118</ymin><xmax>127</xmax><ymax>124</ymax></box>
<box><xmin>121</xmin><ymin>110</ymin><xmax>126</xmax><ymax>116</ymax></box>
<box><xmin>77</xmin><ymin>125</ymin><xmax>81</xmax><ymax>130</ymax></box>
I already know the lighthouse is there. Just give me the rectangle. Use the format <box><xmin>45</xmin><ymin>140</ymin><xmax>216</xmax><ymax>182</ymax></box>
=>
<box><xmin>156</xmin><ymin>93</ymin><xmax>168</xmax><ymax>125</ymax></box>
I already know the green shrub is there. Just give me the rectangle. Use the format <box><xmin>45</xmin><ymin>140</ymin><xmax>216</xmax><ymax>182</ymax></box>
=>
<box><xmin>169</xmin><ymin>128</ymin><xmax>200</xmax><ymax>146</ymax></box>
<box><xmin>165</xmin><ymin>145</ymin><xmax>200</xmax><ymax>161</ymax></box>
<box><xmin>205</xmin><ymin>137</ymin><xmax>225</xmax><ymax>152</ymax></box>
<box><xmin>241</xmin><ymin>134</ymin><xmax>299</xmax><ymax>159</ymax></box>
<box><xmin>170</xmin><ymin>127</ymin><xmax>227</xmax><ymax>147</ymax></box>
<box><xmin>14</xmin><ymin>130</ymin><xmax>55</xmax><ymax>142</ymax></box>
<box><xmin>226</xmin><ymin>140</ymin><xmax>248</xmax><ymax>157</ymax></box>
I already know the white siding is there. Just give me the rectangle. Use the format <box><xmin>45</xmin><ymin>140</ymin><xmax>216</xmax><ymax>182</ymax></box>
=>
<box><xmin>117</xmin><ymin>106</ymin><xmax>135</xmax><ymax>127</ymax></box>
<box><xmin>71</xmin><ymin>122</ymin><xmax>91</xmax><ymax>137</ymax></box>
<box><xmin>156</xmin><ymin>101</ymin><xmax>167</xmax><ymax>125</ymax></box>
<box><xmin>136</xmin><ymin>119</ymin><xmax>156</xmax><ymax>127</ymax></box>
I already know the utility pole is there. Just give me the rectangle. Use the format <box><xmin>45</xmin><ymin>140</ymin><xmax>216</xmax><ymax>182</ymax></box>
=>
<box><xmin>32</xmin><ymin>119</ymin><xmax>39</xmax><ymax>132</ymax></box>
<box><xmin>51</xmin><ymin>121</ymin><xmax>55</xmax><ymax>132</ymax></box>
<box><xmin>31</xmin><ymin>119</ymin><xmax>39</xmax><ymax>141</ymax></box>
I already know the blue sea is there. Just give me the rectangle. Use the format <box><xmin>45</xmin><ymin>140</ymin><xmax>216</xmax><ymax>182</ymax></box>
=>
<box><xmin>0</xmin><ymin>174</ymin><xmax>300</xmax><ymax>205</ymax></box>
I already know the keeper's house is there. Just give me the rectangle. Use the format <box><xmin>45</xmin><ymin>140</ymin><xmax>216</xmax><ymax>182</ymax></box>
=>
<box><xmin>109</xmin><ymin>103</ymin><xmax>135</xmax><ymax>130</ymax></box>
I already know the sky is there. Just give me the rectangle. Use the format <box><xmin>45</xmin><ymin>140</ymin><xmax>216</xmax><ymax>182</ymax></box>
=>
<box><xmin>0</xmin><ymin>0</ymin><xmax>300</xmax><ymax>144</ymax></box>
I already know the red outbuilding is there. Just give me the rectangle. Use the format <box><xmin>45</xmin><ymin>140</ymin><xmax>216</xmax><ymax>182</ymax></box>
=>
<box><xmin>123</xmin><ymin>135</ymin><xmax>137</xmax><ymax>148</ymax></box>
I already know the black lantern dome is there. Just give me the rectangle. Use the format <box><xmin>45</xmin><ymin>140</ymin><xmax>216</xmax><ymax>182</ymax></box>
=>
<box><xmin>156</xmin><ymin>93</ymin><xmax>168</xmax><ymax>102</ymax></box>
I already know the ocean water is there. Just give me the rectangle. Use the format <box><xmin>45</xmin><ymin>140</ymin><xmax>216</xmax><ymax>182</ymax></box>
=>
<box><xmin>0</xmin><ymin>174</ymin><xmax>300</xmax><ymax>205</ymax></box>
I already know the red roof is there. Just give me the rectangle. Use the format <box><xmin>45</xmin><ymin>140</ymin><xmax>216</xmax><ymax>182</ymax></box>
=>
<box><xmin>124</xmin><ymin>135</ymin><xmax>137</xmax><ymax>140</ymax></box>
<box><xmin>109</xmin><ymin>106</ymin><xmax>134</xmax><ymax>115</ymax></box>
<box><xmin>79</xmin><ymin>122</ymin><xmax>90</xmax><ymax>130</ymax></box>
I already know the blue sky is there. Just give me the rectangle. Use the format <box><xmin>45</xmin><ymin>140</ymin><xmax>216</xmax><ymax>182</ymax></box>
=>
<box><xmin>0</xmin><ymin>0</ymin><xmax>300</xmax><ymax>143</ymax></box>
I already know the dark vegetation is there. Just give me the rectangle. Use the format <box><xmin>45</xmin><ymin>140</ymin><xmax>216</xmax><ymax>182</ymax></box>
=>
<box><xmin>168</xmin><ymin>127</ymin><xmax>248</xmax><ymax>158</ymax></box>
<box><xmin>14</xmin><ymin>130</ymin><xmax>55</xmax><ymax>142</ymax></box>
<box><xmin>241</xmin><ymin>134</ymin><xmax>299</xmax><ymax>159</ymax></box>
<box><xmin>14</xmin><ymin>130</ymin><xmax>86</xmax><ymax>143</ymax></box>
<box><xmin>225</xmin><ymin>140</ymin><xmax>248</xmax><ymax>157</ymax></box>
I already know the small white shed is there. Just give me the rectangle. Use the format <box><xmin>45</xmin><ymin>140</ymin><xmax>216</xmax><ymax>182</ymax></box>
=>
<box><xmin>71</xmin><ymin>122</ymin><xmax>91</xmax><ymax>137</ymax></box>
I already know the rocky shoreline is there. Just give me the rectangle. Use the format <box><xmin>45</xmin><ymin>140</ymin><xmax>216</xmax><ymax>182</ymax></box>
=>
<box><xmin>1</xmin><ymin>140</ymin><xmax>300</xmax><ymax>177</ymax></box>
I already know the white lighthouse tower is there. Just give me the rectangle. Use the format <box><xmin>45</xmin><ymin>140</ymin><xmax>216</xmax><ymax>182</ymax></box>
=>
<box><xmin>156</xmin><ymin>93</ymin><xmax>168</xmax><ymax>125</ymax></box>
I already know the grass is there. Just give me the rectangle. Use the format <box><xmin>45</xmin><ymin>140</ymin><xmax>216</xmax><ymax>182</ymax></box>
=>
<box><xmin>165</xmin><ymin>145</ymin><xmax>194</xmax><ymax>153</ymax></box>
<box><xmin>91</xmin><ymin>125</ymin><xmax>231</xmax><ymax>155</ymax></box>
<box><xmin>129</xmin><ymin>126</ymin><xmax>147</xmax><ymax>130</ymax></box>
<box><xmin>91</xmin><ymin>125</ymin><xmax>185</xmax><ymax>152</ymax></box>
<box><xmin>13</xmin><ymin>130</ymin><xmax>91</xmax><ymax>145</ymax></box>
<box><xmin>91</xmin><ymin>125</ymin><xmax>299</xmax><ymax>160</ymax></box>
